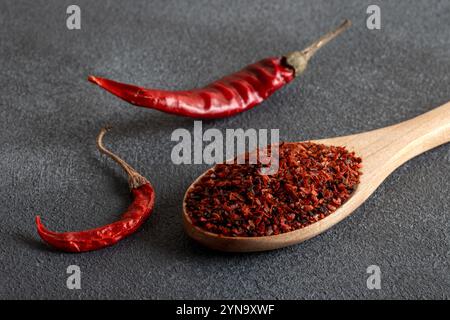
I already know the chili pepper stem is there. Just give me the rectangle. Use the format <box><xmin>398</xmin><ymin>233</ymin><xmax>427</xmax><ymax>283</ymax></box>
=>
<box><xmin>285</xmin><ymin>19</ymin><xmax>351</xmax><ymax>75</ymax></box>
<box><xmin>96</xmin><ymin>126</ymin><xmax>149</xmax><ymax>189</ymax></box>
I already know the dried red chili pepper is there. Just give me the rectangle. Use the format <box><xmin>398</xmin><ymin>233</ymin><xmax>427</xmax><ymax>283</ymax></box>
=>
<box><xmin>35</xmin><ymin>127</ymin><xmax>155</xmax><ymax>252</ymax></box>
<box><xmin>88</xmin><ymin>20</ymin><xmax>351</xmax><ymax>119</ymax></box>
<box><xmin>185</xmin><ymin>142</ymin><xmax>362</xmax><ymax>237</ymax></box>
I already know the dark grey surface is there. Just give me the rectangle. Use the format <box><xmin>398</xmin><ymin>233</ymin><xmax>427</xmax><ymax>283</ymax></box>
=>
<box><xmin>0</xmin><ymin>0</ymin><xmax>449</xmax><ymax>299</ymax></box>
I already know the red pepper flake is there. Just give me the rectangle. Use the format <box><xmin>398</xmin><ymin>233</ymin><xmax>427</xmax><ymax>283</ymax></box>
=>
<box><xmin>185</xmin><ymin>142</ymin><xmax>362</xmax><ymax>237</ymax></box>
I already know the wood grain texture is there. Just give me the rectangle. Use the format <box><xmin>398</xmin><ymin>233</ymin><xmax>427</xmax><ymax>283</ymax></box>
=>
<box><xmin>183</xmin><ymin>101</ymin><xmax>450</xmax><ymax>252</ymax></box>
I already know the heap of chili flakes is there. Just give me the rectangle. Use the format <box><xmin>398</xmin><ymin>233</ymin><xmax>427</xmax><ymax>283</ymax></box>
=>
<box><xmin>185</xmin><ymin>142</ymin><xmax>362</xmax><ymax>237</ymax></box>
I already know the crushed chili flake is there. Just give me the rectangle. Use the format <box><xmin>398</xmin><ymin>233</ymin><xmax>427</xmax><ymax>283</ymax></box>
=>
<box><xmin>185</xmin><ymin>142</ymin><xmax>362</xmax><ymax>237</ymax></box>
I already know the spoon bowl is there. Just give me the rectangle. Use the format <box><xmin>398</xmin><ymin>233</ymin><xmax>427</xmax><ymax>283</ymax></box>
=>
<box><xmin>183</xmin><ymin>102</ymin><xmax>450</xmax><ymax>252</ymax></box>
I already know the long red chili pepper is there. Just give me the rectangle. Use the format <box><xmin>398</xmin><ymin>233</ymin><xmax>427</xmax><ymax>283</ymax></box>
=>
<box><xmin>88</xmin><ymin>20</ymin><xmax>351</xmax><ymax>119</ymax></box>
<box><xmin>35</xmin><ymin>127</ymin><xmax>155</xmax><ymax>253</ymax></box>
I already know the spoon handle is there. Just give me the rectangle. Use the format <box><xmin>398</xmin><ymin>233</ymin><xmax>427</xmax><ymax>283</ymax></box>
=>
<box><xmin>354</xmin><ymin>101</ymin><xmax>450</xmax><ymax>180</ymax></box>
<box><xmin>319</xmin><ymin>101</ymin><xmax>450</xmax><ymax>181</ymax></box>
<box><xmin>392</xmin><ymin>101</ymin><xmax>450</xmax><ymax>160</ymax></box>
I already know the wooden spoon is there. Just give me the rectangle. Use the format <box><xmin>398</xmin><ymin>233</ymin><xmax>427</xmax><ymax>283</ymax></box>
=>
<box><xmin>183</xmin><ymin>101</ymin><xmax>450</xmax><ymax>252</ymax></box>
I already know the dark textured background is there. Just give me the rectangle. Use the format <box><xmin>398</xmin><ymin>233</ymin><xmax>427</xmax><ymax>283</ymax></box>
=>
<box><xmin>0</xmin><ymin>0</ymin><xmax>449</xmax><ymax>299</ymax></box>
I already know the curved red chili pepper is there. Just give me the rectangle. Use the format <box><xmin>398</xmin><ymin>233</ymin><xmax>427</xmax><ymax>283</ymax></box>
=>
<box><xmin>88</xmin><ymin>20</ymin><xmax>351</xmax><ymax>119</ymax></box>
<box><xmin>35</xmin><ymin>127</ymin><xmax>155</xmax><ymax>253</ymax></box>
<box><xmin>89</xmin><ymin>57</ymin><xmax>293</xmax><ymax>119</ymax></box>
